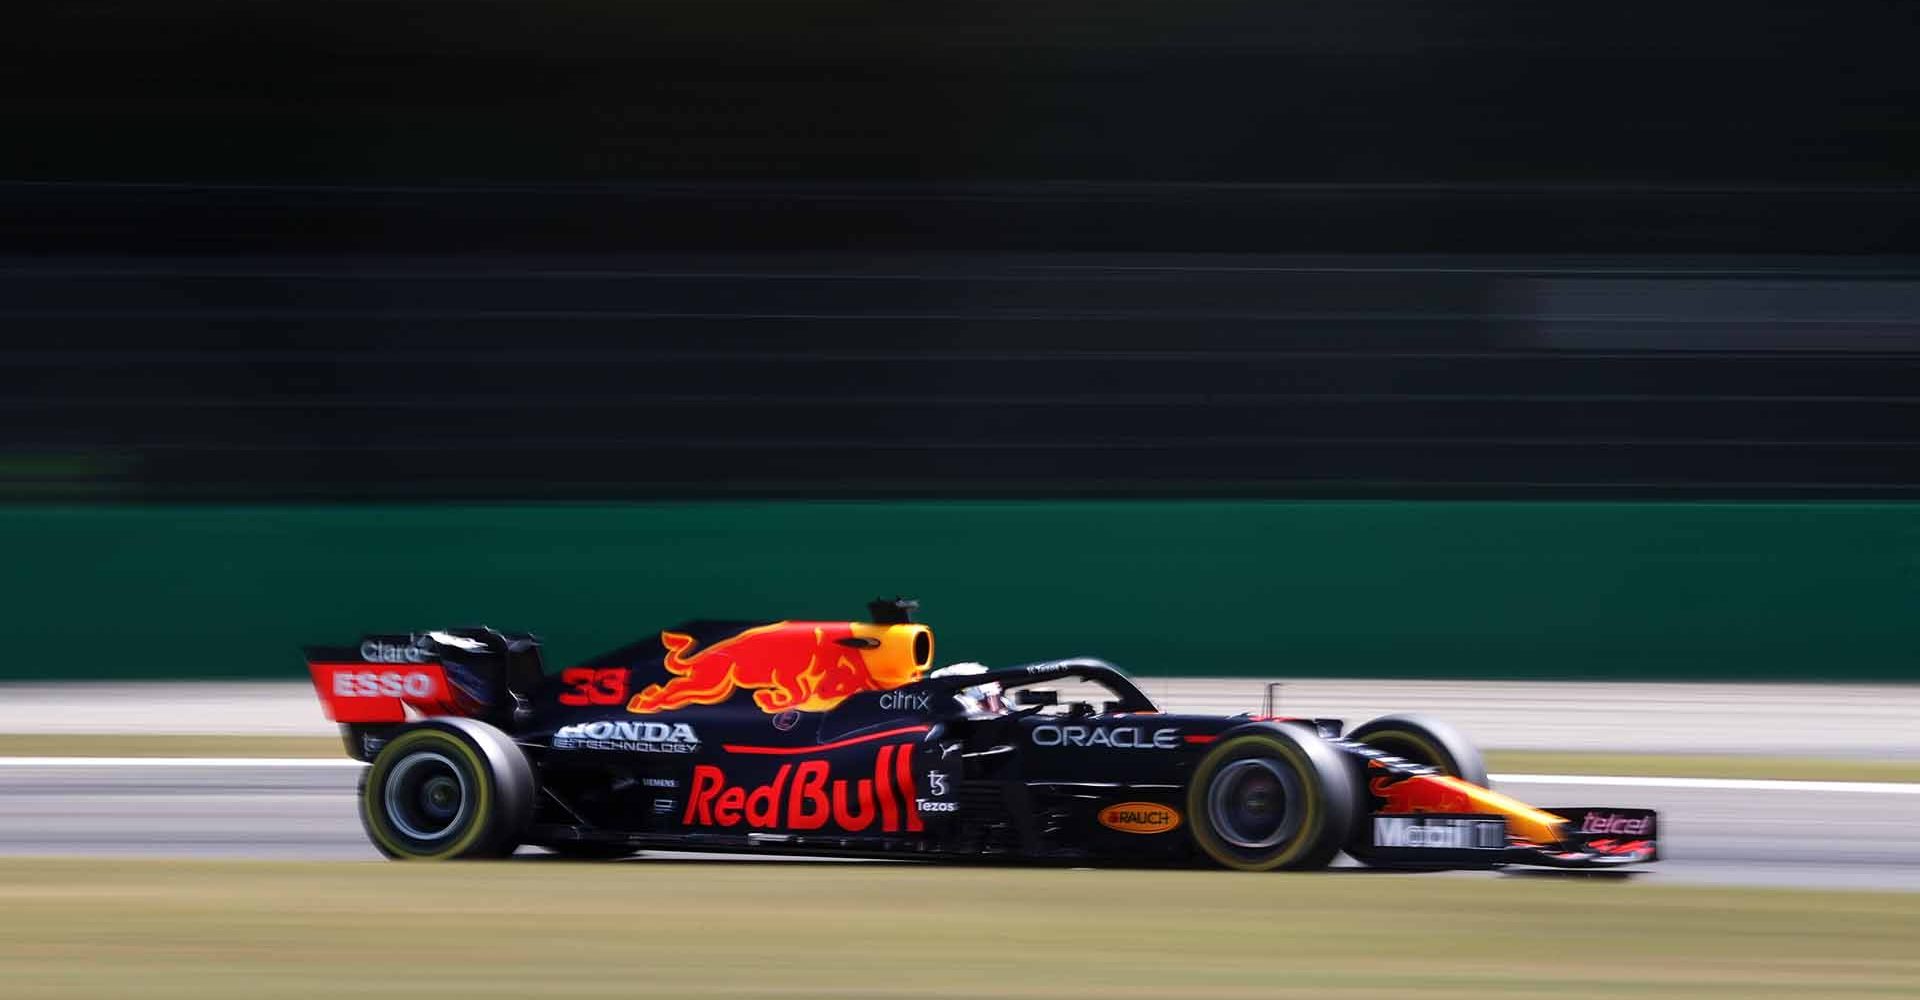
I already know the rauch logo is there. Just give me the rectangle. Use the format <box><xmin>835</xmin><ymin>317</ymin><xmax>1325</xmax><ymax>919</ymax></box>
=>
<box><xmin>1098</xmin><ymin>802</ymin><xmax>1181</xmax><ymax>834</ymax></box>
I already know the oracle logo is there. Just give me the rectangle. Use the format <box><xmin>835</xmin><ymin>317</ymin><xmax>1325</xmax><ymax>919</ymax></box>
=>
<box><xmin>1032</xmin><ymin>725</ymin><xmax>1180</xmax><ymax>750</ymax></box>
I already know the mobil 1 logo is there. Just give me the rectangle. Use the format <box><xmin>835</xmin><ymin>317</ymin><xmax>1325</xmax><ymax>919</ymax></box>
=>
<box><xmin>1373</xmin><ymin>815</ymin><xmax>1506</xmax><ymax>850</ymax></box>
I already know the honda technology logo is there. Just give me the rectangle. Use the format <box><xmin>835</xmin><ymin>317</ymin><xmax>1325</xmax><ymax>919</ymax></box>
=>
<box><xmin>1579</xmin><ymin>812</ymin><xmax>1654</xmax><ymax>836</ymax></box>
<box><xmin>1031</xmin><ymin>725</ymin><xmax>1180</xmax><ymax>750</ymax></box>
<box><xmin>1372</xmin><ymin>816</ymin><xmax>1506</xmax><ymax>850</ymax></box>
<box><xmin>553</xmin><ymin>721</ymin><xmax>700</xmax><ymax>754</ymax></box>
<box><xmin>684</xmin><ymin>745</ymin><xmax>923</xmax><ymax>833</ymax></box>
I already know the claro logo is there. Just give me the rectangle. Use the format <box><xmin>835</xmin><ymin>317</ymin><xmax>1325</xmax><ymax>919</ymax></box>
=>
<box><xmin>359</xmin><ymin>638</ymin><xmax>433</xmax><ymax>664</ymax></box>
<box><xmin>1098</xmin><ymin>802</ymin><xmax>1181</xmax><ymax>834</ymax></box>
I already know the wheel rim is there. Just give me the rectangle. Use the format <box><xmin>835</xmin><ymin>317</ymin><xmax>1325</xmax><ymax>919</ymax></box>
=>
<box><xmin>1206</xmin><ymin>758</ymin><xmax>1303</xmax><ymax>850</ymax></box>
<box><xmin>384</xmin><ymin>751</ymin><xmax>473</xmax><ymax>842</ymax></box>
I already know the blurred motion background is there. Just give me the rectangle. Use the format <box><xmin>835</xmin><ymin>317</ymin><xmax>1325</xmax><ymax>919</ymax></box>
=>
<box><xmin>2</xmin><ymin>0</ymin><xmax>1915</xmax><ymax>684</ymax></box>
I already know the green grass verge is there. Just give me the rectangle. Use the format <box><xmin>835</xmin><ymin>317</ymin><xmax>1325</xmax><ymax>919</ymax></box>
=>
<box><xmin>3</xmin><ymin>735</ymin><xmax>1918</xmax><ymax>783</ymax></box>
<box><xmin>0</xmin><ymin>858</ymin><xmax>1915</xmax><ymax>999</ymax></box>
<box><xmin>0</xmin><ymin>734</ymin><xmax>346</xmax><ymax>758</ymax></box>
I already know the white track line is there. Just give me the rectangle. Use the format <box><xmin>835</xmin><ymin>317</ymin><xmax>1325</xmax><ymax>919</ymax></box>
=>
<box><xmin>1492</xmin><ymin>772</ymin><xmax>1920</xmax><ymax>795</ymax></box>
<box><xmin>0</xmin><ymin>758</ymin><xmax>1914</xmax><ymax>795</ymax></box>
<box><xmin>0</xmin><ymin>757</ymin><xmax>363</xmax><ymax>768</ymax></box>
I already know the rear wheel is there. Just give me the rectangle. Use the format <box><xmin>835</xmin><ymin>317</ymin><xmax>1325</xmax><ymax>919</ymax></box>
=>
<box><xmin>1343</xmin><ymin>713</ymin><xmax>1488</xmax><ymax>867</ymax></box>
<box><xmin>359</xmin><ymin>719</ymin><xmax>534</xmax><ymax>860</ymax></box>
<box><xmin>1185</xmin><ymin>725</ymin><xmax>1357</xmax><ymax>871</ymax></box>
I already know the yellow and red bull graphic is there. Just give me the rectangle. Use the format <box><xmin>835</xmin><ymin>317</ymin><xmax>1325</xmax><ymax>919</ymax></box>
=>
<box><xmin>627</xmin><ymin>621</ymin><xmax>932</xmax><ymax>714</ymax></box>
<box><xmin>1369</xmin><ymin>767</ymin><xmax>1566</xmax><ymax>846</ymax></box>
<box><xmin>684</xmin><ymin>743</ymin><xmax>925</xmax><ymax>833</ymax></box>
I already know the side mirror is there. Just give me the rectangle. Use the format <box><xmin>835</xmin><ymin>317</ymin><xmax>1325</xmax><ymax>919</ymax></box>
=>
<box><xmin>1014</xmin><ymin>688</ymin><xmax>1058</xmax><ymax>707</ymax></box>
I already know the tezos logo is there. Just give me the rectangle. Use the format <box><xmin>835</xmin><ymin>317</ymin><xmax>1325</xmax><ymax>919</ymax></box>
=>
<box><xmin>1099</xmin><ymin>802</ymin><xmax>1181</xmax><ymax>834</ymax></box>
<box><xmin>916</xmin><ymin>768</ymin><xmax>955</xmax><ymax>812</ymax></box>
<box><xmin>1031</xmin><ymin>725</ymin><xmax>1180</xmax><ymax>750</ymax></box>
<box><xmin>333</xmin><ymin>670</ymin><xmax>436</xmax><ymax>699</ymax></box>
<box><xmin>879</xmin><ymin>691</ymin><xmax>930</xmax><ymax>712</ymax></box>
<box><xmin>359</xmin><ymin>638</ymin><xmax>431</xmax><ymax>664</ymax></box>
<box><xmin>553</xmin><ymin>721</ymin><xmax>700</xmax><ymax>754</ymax></box>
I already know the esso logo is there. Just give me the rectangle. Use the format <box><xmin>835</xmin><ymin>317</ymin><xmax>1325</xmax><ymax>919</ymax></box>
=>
<box><xmin>333</xmin><ymin>670</ymin><xmax>435</xmax><ymax>699</ymax></box>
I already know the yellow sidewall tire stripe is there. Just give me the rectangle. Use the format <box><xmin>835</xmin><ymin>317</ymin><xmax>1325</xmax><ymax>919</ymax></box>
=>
<box><xmin>1187</xmin><ymin>733</ymin><xmax>1324</xmax><ymax>872</ymax></box>
<box><xmin>363</xmin><ymin>728</ymin><xmax>496</xmax><ymax>860</ymax></box>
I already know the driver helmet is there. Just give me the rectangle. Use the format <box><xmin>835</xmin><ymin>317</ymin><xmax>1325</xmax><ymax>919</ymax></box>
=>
<box><xmin>928</xmin><ymin>662</ymin><xmax>1005</xmax><ymax>715</ymax></box>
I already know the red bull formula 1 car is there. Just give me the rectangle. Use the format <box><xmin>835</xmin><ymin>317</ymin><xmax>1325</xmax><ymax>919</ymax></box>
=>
<box><xmin>305</xmin><ymin>599</ymin><xmax>1657</xmax><ymax>870</ymax></box>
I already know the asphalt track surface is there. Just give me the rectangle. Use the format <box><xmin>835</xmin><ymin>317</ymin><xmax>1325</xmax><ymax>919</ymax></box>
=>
<box><xmin>7</xmin><ymin>679</ymin><xmax>1920</xmax><ymax>756</ymax></box>
<box><xmin>2</xmin><ymin>760</ymin><xmax>1914</xmax><ymax>891</ymax></box>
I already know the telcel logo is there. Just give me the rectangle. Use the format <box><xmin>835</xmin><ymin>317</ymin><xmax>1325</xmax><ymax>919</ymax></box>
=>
<box><xmin>1579</xmin><ymin>812</ymin><xmax>1653</xmax><ymax>836</ymax></box>
<box><xmin>1031</xmin><ymin>725</ymin><xmax>1180</xmax><ymax>750</ymax></box>
<box><xmin>1099</xmin><ymin>802</ymin><xmax>1181</xmax><ymax>834</ymax></box>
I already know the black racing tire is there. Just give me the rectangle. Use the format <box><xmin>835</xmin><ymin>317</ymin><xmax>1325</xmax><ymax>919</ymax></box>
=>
<box><xmin>1342</xmin><ymin>713</ymin><xmax>1488</xmax><ymax>867</ymax></box>
<box><xmin>1185</xmin><ymin>724</ymin><xmax>1358</xmax><ymax>871</ymax></box>
<box><xmin>359</xmin><ymin>718</ymin><xmax>535</xmax><ymax>861</ymax></box>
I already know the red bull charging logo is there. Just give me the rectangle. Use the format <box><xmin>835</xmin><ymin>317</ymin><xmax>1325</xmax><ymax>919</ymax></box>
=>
<box><xmin>627</xmin><ymin>621</ymin><xmax>930</xmax><ymax>715</ymax></box>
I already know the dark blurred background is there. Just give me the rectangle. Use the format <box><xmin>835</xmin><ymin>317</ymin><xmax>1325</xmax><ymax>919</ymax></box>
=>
<box><xmin>1</xmin><ymin>1</ymin><xmax>1916</xmax><ymax>679</ymax></box>
<box><xmin>4</xmin><ymin>0</ymin><xmax>1917</xmax><ymax>500</ymax></box>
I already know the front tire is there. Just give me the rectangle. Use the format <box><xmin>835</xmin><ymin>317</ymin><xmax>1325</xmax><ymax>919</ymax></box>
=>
<box><xmin>1343</xmin><ymin>713</ymin><xmax>1488</xmax><ymax>867</ymax></box>
<box><xmin>359</xmin><ymin>719</ymin><xmax>534</xmax><ymax>860</ymax></box>
<box><xmin>1185</xmin><ymin>725</ymin><xmax>1357</xmax><ymax>871</ymax></box>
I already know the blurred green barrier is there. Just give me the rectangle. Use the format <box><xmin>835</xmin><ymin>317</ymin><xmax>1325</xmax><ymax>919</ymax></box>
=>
<box><xmin>1</xmin><ymin>502</ymin><xmax>1912</xmax><ymax>681</ymax></box>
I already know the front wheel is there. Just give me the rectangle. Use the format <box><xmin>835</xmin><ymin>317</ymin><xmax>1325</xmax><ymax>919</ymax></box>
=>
<box><xmin>1185</xmin><ymin>725</ymin><xmax>1357</xmax><ymax>871</ymax></box>
<box><xmin>1343</xmin><ymin>713</ymin><xmax>1488</xmax><ymax>868</ymax></box>
<box><xmin>359</xmin><ymin>719</ymin><xmax>534</xmax><ymax>860</ymax></box>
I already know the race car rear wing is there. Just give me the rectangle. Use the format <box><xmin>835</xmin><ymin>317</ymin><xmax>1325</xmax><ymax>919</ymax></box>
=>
<box><xmin>304</xmin><ymin>628</ymin><xmax>544</xmax><ymax>727</ymax></box>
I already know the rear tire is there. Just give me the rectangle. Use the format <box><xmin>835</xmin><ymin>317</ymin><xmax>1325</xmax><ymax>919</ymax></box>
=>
<box><xmin>1343</xmin><ymin>713</ymin><xmax>1488</xmax><ymax>867</ymax></box>
<box><xmin>1185</xmin><ymin>725</ymin><xmax>1357</xmax><ymax>871</ymax></box>
<box><xmin>359</xmin><ymin>719</ymin><xmax>534</xmax><ymax>860</ymax></box>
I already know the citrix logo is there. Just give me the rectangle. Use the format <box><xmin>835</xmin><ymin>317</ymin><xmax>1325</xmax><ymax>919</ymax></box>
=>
<box><xmin>879</xmin><ymin>691</ymin><xmax>930</xmax><ymax>711</ymax></box>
